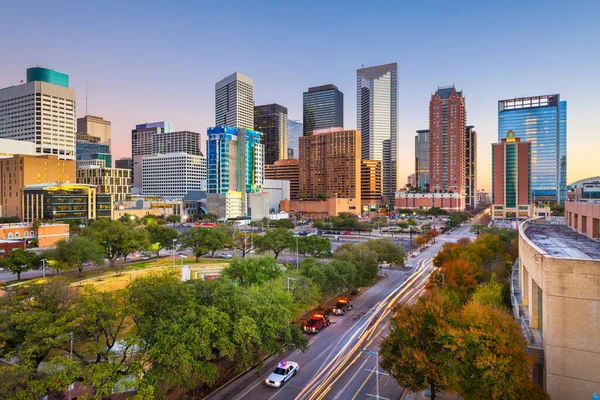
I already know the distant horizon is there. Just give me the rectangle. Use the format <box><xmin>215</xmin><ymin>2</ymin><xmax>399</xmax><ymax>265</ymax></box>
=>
<box><xmin>1</xmin><ymin>0</ymin><xmax>599</xmax><ymax>192</ymax></box>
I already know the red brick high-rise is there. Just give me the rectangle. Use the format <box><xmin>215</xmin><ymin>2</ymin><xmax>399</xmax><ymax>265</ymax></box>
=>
<box><xmin>429</xmin><ymin>86</ymin><xmax>467</xmax><ymax>195</ymax></box>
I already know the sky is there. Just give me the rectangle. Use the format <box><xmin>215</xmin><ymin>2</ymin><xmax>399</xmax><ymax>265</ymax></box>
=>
<box><xmin>1</xmin><ymin>0</ymin><xmax>599</xmax><ymax>191</ymax></box>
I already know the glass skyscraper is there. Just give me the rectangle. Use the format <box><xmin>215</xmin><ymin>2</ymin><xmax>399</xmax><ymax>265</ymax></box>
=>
<box><xmin>287</xmin><ymin>119</ymin><xmax>303</xmax><ymax>158</ymax></box>
<box><xmin>302</xmin><ymin>84</ymin><xmax>343</xmax><ymax>136</ymax></box>
<box><xmin>498</xmin><ymin>95</ymin><xmax>567</xmax><ymax>204</ymax></box>
<box><xmin>415</xmin><ymin>129</ymin><xmax>430</xmax><ymax>189</ymax></box>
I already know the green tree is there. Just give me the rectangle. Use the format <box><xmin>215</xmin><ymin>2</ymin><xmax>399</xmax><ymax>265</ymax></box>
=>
<box><xmin>272</xmin><ymin>218</ymin><xmax>295</xmax><ymax>229</ymax></box>
<box><xmin>300</xmin><ymin>258</ymin><xmax>356</xmax><ymax>300</ymax></box>
<box><xmin>362</xmin><ymin>238</ymin><xmax>406</xmax><ymax>267</ymax></box>
<box><xmin>222</xmin><ymin>256</ymin><xmax>282</xmax><ymax>286</ymax></box>
<box><xmin>0</xmin><ymin>248</ymin><xmax>41</xmax><ymax>280</ymax></box>
<box><xmin>178</xmin><ymin>227</ymin><xmax>227</xmax><ymax>260</ymax></box>
<box><xmin>380</xmin><ymin>291</ymin><xmax>459</xmax><ymax>400</ymax></box>
<box><xmin>147</xmin><ymin>224</ymin><xmax>179</xmax><ymax>258</ymax></box>
<box><xmin>229</xmin><ymin>231</ymin><xmax>257</xmax><ymax>258</ymax></box>
<box><xmin>397</xmin><ymin>221</ymin><xmax>409</xmax><ymax>229</ymax></box>
<box><xmin>471</xmin><ymin>275</ymin><xmax>506</xmax><ymax>310</ymax></box>
<box><xmin>49</xmin><ymin>236</ymin><xmax>105</xmax><ymax>275</ymax></box>
<box><xmin>298</xmin><ymin>235</ymin><xmax>332</xmax><ymax>258</ymax></box>
<box><xmin>255</xmin><ymin>228</ymin><xmax>294</xmax><ymax>259</ymax></box>
<box><xmin>334</xmin><ymin>243</ymin><xmax>379</xmax><ymax>287</ymax></box>
<box><xmin>166</xmin><ymin>214</ymin><xmax>180</xmax><ymax>226</ymax></box>
<box><xmin>203</xmin><ymin>213</ymin><xmax>218</xmax><ymax>222</ymax></box>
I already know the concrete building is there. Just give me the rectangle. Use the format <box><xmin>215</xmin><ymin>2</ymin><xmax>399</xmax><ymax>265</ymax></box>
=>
<box><xmin>415</xmin><ymin>129</ymin><xmax>430</xmax><ymax>190</ymax></box>
<box><xmin>114</xmin><ymin>198</ymin><xmax>185</xmax><ymax>221</ymax></box>
<box><xmin>281</xmin><ymin>197</ymin><xmax>359</xmax><ymax>219</ymax></box>
<box><xmin>499</xmin><ymin>95</ymin><xmax>567</xmax><ymax>204</ymax></box>
<box><xmin>0</xmin><ymin>222</ymin><xmax>69</xmax><ymax>247</ymax></box>
<box><xmin>299</xmin><ymin>128</ymin><xmax>361</xmax><ymax>202</ymax></box>
<box><xmin>215</xmin><ymin>72</ymin><xmax>254</xmax><ymax>130</ymax></box>
<box><xmin>465</xmin><ymin>125</ymin><xmax>477</xmax><ymax>209</ymax></box>
<box><xmin>115</xmin><ymin>157</ymin><xmax>133</xmax><ymax>178</ymax></box>
<box><xmin>265</xmin><ymin>159</ymin><xmax>300</xmax><ymax>200</ymax></box>
<box><xmin>0</xmin><ymin>155</ymin><xmax>75</xmax><ymax>218</ymax></box>
<box><xmin>248</xmin><ymin>191</ymin><xmax>270</xmax><ymax>221</ymax></box>
<box><xmin>0</xmin><ymin>138</ymin><xmax>37</xmax><ymax>158</ymax></box>
<box><xmin>206</xmin><ymin>126</ymin><xmax>264</xmax><ymax>195</ymax></box>
<box><xmin>141</xmin><ymin>152</ymin><xmax>207</xmax><ymax>198</ymax></box>
<box><xmin>516</xmin><ymin>218</ymin><xmax>600</xmax><ymax>398</ymax></box>
<box><xmin>0</xmin><ymin>67</ymin><xmax>76</xmax><ymax>160</ymax></box>
<box><xmin>429</xmin><ymin>86</ymin><xmax>467</xmax><ymax>198</ymax></box>
<box><xmin>303</xmin><ymin>84</ymin><xmax>344</xmax><ymax>136</ymax></box>
<box><xmin>262</xmin><ymin>179</ymin><xmax>290</xmax><ymax>213</ymax></box>
<box><xmin>395</xmin><ymin>191</ymin><xmax>465</xmax><ymax>211</ymax></box>
<box><xmin>572</xmin><ymin>181</ymin><xmax>600</xmax><ymax>202</ymax></box>
<box><xmin>152</xmin><ymin>130</ymin><xmax>202</xmax><ymax>156</ymax></box>
<box><xmin>77</xmin><ymin>115</ymin><xmax>111</xmax><ymax>149</ymax></box>
<box><xmin>207</xmin><ymin>191</ymin><xmax>244</xmax><ymax>220</ymax></box>
<box><xmin>0</xmin><ymin>240</ymin><xmax>26</xmax><ymax>257</ymax></box>
<box><xmin>492</xmin><ymin>130</ymin><xmax>532</xmax><ymax>220</ymax></box>
<box><xmin>565</xmin><ymin>202</ymin><xmax>600</xmax><ymax>238</ymax></box>
<box><xmin>22</xmin><ymin>183</ymin><xmax>113</xmax><ymax>223</ymax></box>
<box><xmin>361</xmin><ymin>160</ymin><xmax>382</xmax><ymax>213</ymax></box>
<box><xmin>76</xmin><ymin>166</ymin><xmax>131</xmax><ymax>201</ymax></box>
<box><xmin>131</xmin><ymin>121</ymin><xmax>174</xmax><ymax>189</ymax></box>
<box><xmin>357</xmin><ymin>63</ymin><xmax>398</xmax><ymax>200</ymax></box>
<box><xmin>254</xmin><ymin>104</ymin><xmax>288</xmax><ymax>165</ymax></box>
<box><xmin>287</xmin><ymin>119</ymin><xmax>303</xmax><ymax>158</ymax></box>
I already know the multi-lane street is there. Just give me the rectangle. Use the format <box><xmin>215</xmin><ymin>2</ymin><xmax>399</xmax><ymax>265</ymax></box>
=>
<box><xmin>209</xmin><ymin>223</ymin><xmax>475</xmax><ymax>400</ymax></box>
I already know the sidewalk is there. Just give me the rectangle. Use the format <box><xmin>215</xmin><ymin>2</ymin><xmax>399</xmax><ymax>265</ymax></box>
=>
<box><xmin>400</xmin><ymin>390</ymin><xmax>460</xmax><ymax>400</ymax></box>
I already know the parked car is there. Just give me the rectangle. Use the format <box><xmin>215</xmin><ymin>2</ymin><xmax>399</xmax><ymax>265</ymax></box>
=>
<box><xmin>303</xmin><ymin>313</ymin><xmax>330</xmax><ymax>334</ymax></box>
<box><xmin>219</xmin><ymin>253</ymin><xmax>233</xmax><ymax>259</ymax></box>
<box><xmin>332</xmin><ymin>298</ymin><xmax>353</xmax><ymax>315</ymax></box>
<box><xmin>342</xmin><ymin>231</ymin><xmax>352</xmax><ymax>235</ymax></box>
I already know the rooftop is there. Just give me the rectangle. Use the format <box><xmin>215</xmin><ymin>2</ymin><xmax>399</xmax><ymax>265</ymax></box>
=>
<box><xmin>524</xmin><ymin>223</ymin><xmax>600</xmax><ymax>260</ymax></box>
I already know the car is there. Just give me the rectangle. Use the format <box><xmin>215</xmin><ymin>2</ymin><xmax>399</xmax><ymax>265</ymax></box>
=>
<box><xmin>332</xmin><ymin>298</ymin><xmax>353</xmax><ymax>315</ymax></box>
<box><xmin>342</xmin><ymin>231</ymin><xmax>352</xmax><ymax>235</ymax></box>
<box><xmin>265</xmin><ymin>361</ymin><xmax>299</xmax><ymax>387</ymax></box>
<box><xmin>218</xmin><ymin>253</ymin><xmax>233</xmax><ymax>259</ymax></box>
<box><xmin>303</xmin><ymin>313</ymin><xmax>330</xmax><ymax>333</ymax></box>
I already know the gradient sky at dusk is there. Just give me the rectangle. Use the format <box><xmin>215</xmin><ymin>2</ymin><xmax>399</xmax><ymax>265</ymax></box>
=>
<box><xmin>2</xmin><ymin>0</ymin><xmax>599</xmax><ymax>190</ymax></box>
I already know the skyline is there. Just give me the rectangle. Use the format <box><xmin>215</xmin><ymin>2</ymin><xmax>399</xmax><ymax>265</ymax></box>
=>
<box><xmin>2</xmin><ymin>1</ymin><xmax>599</xmax><ymax>190</ymax></box>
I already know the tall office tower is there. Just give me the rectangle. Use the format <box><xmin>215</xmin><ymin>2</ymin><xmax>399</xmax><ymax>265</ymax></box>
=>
<box><xmin>130</xmin><ymin>121</ymin><xmax>174</xmax><ymax>189</ymax></box>
<box><xmin>415</xmin><ymin>129</ymin><xmax>430</xmax><ymax>190</ymax></box>
<box><xmin>498</xmin><ymin>95</ymin><xmax>567</xmax><ymax>204</ymax></box>
<box><xmin>491</xmin><ymin>130</ymin><xmax>532</xmax><ymax>220</ymax></box>
<box><xmin>287</xmin><ymin>119</ymin><xmax>303</xmax><ymax>158</ymax></box>
<box><xmin>465</xmin><ymin>125</ymin><xmax>477</xmax><ymax>209</ymax></box>
<box><xmin>76</xmin><ymin>134</ymin><xmax>111</xmax><ymax>168</ymax></box>
<box><xmin>302</xmin><ymin>84</ymin><xmax>343</xmax><ymax>136</ymax></box>
<box><xmin>215</xmin><ymin>72</ymin><xmax>254</xmax><ymax>129</ymax></box>
<box><xmin>429</xmin><ymin>85</ymin><xmax>467</xmax><ymax>195</ymax></box>
<box><xmin>299</xmin><ymin>128</ymin><xmax>361</xmax><ymax>201</ymax></box>
<box><xmin>77</xmin><ymin>115</ymin><xmax>111</xmax><ymax>149</ymax></box>
<box><xmin>357</xmin><ymin>63</ymin><xmax>398</xmax><ymax>200</ymax></box>
<box><xmin>254</xmin><ymin>104</ymin><xmax>288</xmax><ymax>165</ymax></box>
<box><xmin>361</xmin><ymin>160</ymin><xmax>383</xmax><ymax>211</ymax></box>
<box><xmin>0</xmin><ymin>67</ymin><xmax>76</xmax><ymax>160</ymax></box>
<box><xmin>141</xmin><ymin>153</ymin><xmax>206</xmax><ymax>198</ymax></box>
<box><xmin>265</xmin><ymin>159</ymin><xmax>300</xmax><ymax>200</ymax></box>
<box><xmin>206</xmin><ymin>126</ymin><xmax>264</xmax><ymax>194</ymax></box>
<box><xmin>152</xmin><ymin>131</ymin><xmax>202</xmax><ymax>155</ymax></box>
<box><xmin>115</xmin><ymin>157</ymin><xmax>133</xmax><ymax>180</ymax></box>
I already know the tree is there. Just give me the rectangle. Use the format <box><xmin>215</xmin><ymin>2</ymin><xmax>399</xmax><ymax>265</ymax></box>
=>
<box><xmin>380</xmin><ymin>291</ymin><xmax>459</xmax><ymax>400</ymax></box>
<box><xmin>255</xmin><ymin>228</ymin><xmax>294</xmax><ymax>259</ymax></box>
<box><xmin>221</xmin><ymin>256</ymin><xmax>282</xmax><ymax>286</ymax></box>
<box><xmin>471</xmin><ymin>275</ymin><xmax>506</xmax><ymax>310</ymax></box>
<box><xmin>50</xmin><ymin>236</ymin><xmax>105</xmax><ymax>275</ymax></box>
<box><xmin>300</xmin><ymin>258</ymin><xmax>356</xmax><ymax>300</ymax></box>
<box><xmin>229</xmin><ymin>231</ymin><xmax>257</xmax><ymax>258</ymax></box>
<box><xmin>203</xmin><ymin>213</ymin><xmax>218</xmax><ymax>222</ymax></box>
<box><xmin>167</xmin><ymin>214</ymin><xmax>180</xmax><ymax>226</ymax></box>
<box><xmin>415</xmin><ymin>235</ymin><xmax>427</xmax><ymax>249</ymax></box>
<box><xmin>362</xmin><ymin>239</ymin><xmax>406</xmax><ymax>267</ymax></box>
<box><xmin>334</xmin><ymin>244</ymin><xmax>379</xmax><ymax>287</ymax></box>
<box><xmin>430</xmin><ymin>260</ymin><xmax>480</xmax><ymax>303</ymax></box>
<box><xmin>32</xmin><ymin>219</ymin><xmax>42</xmax><ymax>241</ymax></box>
<box><xmin>298</xmin><ymin>235</ymin><xmax>332</xmax><ymax>258</ymax></box>
<box><xmin>147</xmin><ymin>224</ymin><xmax>179</xmax><ymax>258</ymax></box>
<box><xmin>0</xmin><ymin>248</ymin><xmax>41</xmax><ymax>280</ymax></box>
<box><xmin>425</xmin><ymin>228</ymin><xmax>440</xmax><ymax>243</ymax></box>
<box><xmin>178</xmin><ymin>227</ymin><xmax>227</xmax><ymax>260</ymax></box>
<box><xmin>272</xmin><ymin>218</ymin><xmax>295</xmax><ymax>229</ymax></box>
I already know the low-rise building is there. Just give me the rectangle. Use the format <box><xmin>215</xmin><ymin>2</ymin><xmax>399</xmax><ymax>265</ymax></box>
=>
<box><xmin>0</xmin><ymin>240</ymin><xmax>26</xmax><ymax>258</ymax></box>
<box><xmin>207</xmin><ymin>191</ymin><xmax>244</xmax><ymax>220</ymax></box>
<box><xmin>395</xmin><ymin>191</ymin><xmax>465</xmax><ymax>211</ymax></box>
<box><xmin>248</xmin><ymin>191</ymin><xmax>270</xmax><ymax>221</ymax></box>
<box><xmin>262</xmin><ymin>179</ymin><xmax>291</xmax><ymax>213</ymax></box>
<box><xmin>516</xmin><ymin>218</ymin><xmax>600</xmax><ymax>398</ymax></box>
<box><xmin>76</xmin><ymin>166</ymin><xmax>131</xmax><ymax>201</ymax></box>
<box><xmin>0</xmin><ymin>138</ymin><xmax>37</xmax><ymax>158</ymax></box>
<box><xmin>564</xmin><ymin>201</ymin><xmax>600</xmax><ymax>238</ymax></box>
<box><xmin>280</xmin><ymin>198</ymin><xmax>359</xmax><ymax>219</ymax></box>
<box><xmin>0</xmin><ymin>222</ymin><xmax>69</xmax><ymax>247</ymax></box>
<box><xmin>265</xmin><ymin>159</ymin><xmax>299</xmax><ymax>200</ymax></box>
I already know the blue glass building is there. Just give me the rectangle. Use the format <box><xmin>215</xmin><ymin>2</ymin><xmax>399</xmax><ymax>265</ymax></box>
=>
<box><xmin>27</xmin><ymin>67</ymin><xmax>69</xmax><ymax>88</ymax></box>
<box><xmin>76</xmin><ymin>141</ymin><xmax>111</xmax><ymax>167</ymax></box>
<box><xmin>498</xmin><ymin>95</ymin><xmax>567</xmax><ymax>204</ymax></box>
<box><xmin>206</xmin><ymin>126</ymin><xmax>263</xmax><ymax>194</ymax></box>
<box><xmin>302</xmin><ymin>84</ymin><xmax>343</xmax><ymax>136</ymax></box>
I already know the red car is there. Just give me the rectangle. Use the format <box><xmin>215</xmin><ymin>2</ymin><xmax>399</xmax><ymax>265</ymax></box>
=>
<box><xmin>342</xmin><ymin>231</ymin><xmax>352</xmax><ymax>235</ymax></box>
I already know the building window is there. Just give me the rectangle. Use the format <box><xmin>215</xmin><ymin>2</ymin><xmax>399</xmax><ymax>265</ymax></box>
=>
<box><xmin>7</xmin><ymin>233</ymin><xmax>13</xmax><ymax>239</ymax></box>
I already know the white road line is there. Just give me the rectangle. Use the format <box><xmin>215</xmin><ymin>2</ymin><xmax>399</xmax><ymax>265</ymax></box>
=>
<box><xmin>268</xmin><ymin>375</ymin><xmax>297</xmax><ymax>400</ymax></box>
<box><xmin>354</xmin><ymin>299</ymin><xmax>366</xmax><ymax>308</ymax></box>
<box><xmin>334</xmin><ymin>354</ymin><xmax>372</xmax><ymax>400</ymax></box>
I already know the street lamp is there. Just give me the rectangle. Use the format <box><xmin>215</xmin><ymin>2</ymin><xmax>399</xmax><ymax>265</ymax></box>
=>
<box><xmin>359</xmin><ymin>349</ymin><xmax>389</xmax><ymax>400</ymax></box>
<box><xmin>179</xmin><ymin>254</ymin><xmax>187</xmax><ymax>268</ymax></box>
<box><xmin>287</xmin><ymin>277</ymin><xmax>297</xmax><ymax>292</ymax></box>
<box><xmin>40</xmin><ymin>258</ymin><xmax>47</xmax><ymax>278</ymax></box>
<box><xmin>172</xmin><ymin>238</ymin><xmax>177</xmax><ymax>268</ymax></box>
<box><xmin>294</xmin><ymin>234</ymin><xmax>300</xmax><ymax>269</ymax></box>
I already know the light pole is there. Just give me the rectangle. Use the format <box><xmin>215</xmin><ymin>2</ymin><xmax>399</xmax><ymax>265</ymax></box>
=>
<box><xmin>41</xmin><ymin>258</ymin><xmax>47</xmax><ymax>278</ymax></box>
<box><xmin>179</xmin><ymin>254</ymin><xmax>187</xmax><ymax>268</ymax></box>
<box><xmin>172</xmin><ymin>238</ymin><xmax>177</xmax><ymax>268</ymax></box>
<box><xmin>359</xmin><ymin>349</ymin><xmax>389</xmax><ymax>400</ymax></box>
<box><xmin>294</xmin><ymin>234</ymin><xmax>299</xmax><ymax>269</ymax></box>
<box><xmin>287</xmin><ymin>277</ymin><xmax>297</xmax><ymax>292</ymax></box>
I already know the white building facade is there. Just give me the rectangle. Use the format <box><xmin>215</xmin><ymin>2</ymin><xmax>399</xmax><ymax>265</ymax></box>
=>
<box><xmin>215</xmin><ymin>72</ymin><xmax>254</xmax><ymax>130</ymax></box>
<box><xmin>142</xmin><ymin>152</ymin><xmax>207</xmax><ymax>198</ymax></box>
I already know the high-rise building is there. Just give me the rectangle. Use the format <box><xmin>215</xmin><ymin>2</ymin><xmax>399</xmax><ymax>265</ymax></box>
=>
<box><xmin>287</xmin><ymin>119</ymin><xmax>303</xmax><ymax>158</ymax></box>
<box><xmin>465</xmin><ymin>125</ymin><xmax>477</xmax><ymax>209</ymax></box>
<box><xmin>357</xmin><ymin>63</ymin><xmax>398</xmax><ymax>200</ymax></box>
<box><xmin>152</xmin><ymin>130</ymin><xmax>202</xmax><ymax>155</ymax></box>
<box><xmin>361</xmin><ymin>160</ymin><xmax>382</xmax><ymax>212</ymax></box>
<box><xmin>302</xmin><ymin>84</ymin><xmax>343</xmax><ymax>136</ymax></box>
<box><xmin>491</xmin><ymin>130</ymin><xmax>532</xmax><ymax>220</ymax></box>
<box><xmin>77</xmin><ymin>115</ymin><xmax>111</xmax><ymax>149</ymax></box>
<box><xmin>76</xmin><ymin>136</ymin><xmax>111</xmax><ymax>167</ymax></box>
<box><xmin>299</xmin><ymin>128</ymin><xmax>360</xmax><ymax>201</ymax></box>
<box><xmin>76</xmin><ymin>166</ymin><xmax>131</xmax><ymax>201</ymax></box>
<box><xmin>130</xmin><ymin>121</ymin><xmax>174</xmax><ymax>189</ymax></box>
<box><xmin>141</xmin><ymin>153</ymin><xmax>206</xmax><ymax>198</ymax></box>
<box><xmin>415</xmin><ymin>129</ymin><xmax>430</xmax><ymax>190</ymax></box>
<box><xmin>115</xmin><ymin>157</ymin><xmax>133</xmax><ymax>173</ymax></box>
<box><xmin>0</xmin><ymin>67</ymin><xmax>76</xmax><ymax>160</ymax></box>
<box><xmin>206</xmin><ymin>126</ymin><xmax>264</xmax><ymax>195</ymax></box>
<box><xmin>0</xmin><ymin>155</ymin><xmax>76</xmax><ymax>218</ymax></box>
<box><xmin>254</xmin><ymin>104</ymin><xmax>288</xmax><ymax>165</ymax></box>
<box><xmin>265</xmin><ymin>159</ymin><xmax>300</xmax><ymax>200</ymax></box>
<box><xmin>498</xmin><ymin>94</ymin><xmax>567</xmax><ymax>204</ymax></box>
<box><xmin>215</xmin><ymin>72</ymin><xmax>254</xmax><ymax>129</ymax></box>
<box><xmin>429</xmin><ymin>86</ymin><xmax>467</xmax><ymax>196</ymax></box>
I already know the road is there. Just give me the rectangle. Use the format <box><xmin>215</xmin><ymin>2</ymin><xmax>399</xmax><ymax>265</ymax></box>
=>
<box><xmin>208</xmin><ymin>223</ymin><xmax>474</xmax><ymax>400</ymax></box>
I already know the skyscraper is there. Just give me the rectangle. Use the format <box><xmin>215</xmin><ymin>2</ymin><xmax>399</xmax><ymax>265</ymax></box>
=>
<box><xmin>254</xmin><ymin>104</ymin><xmax>288</xmax><ymax>165</ymax></box>
<box><xmin>415</xmin><ymin>129</ymin><xmax>430</xmax><ymax>190</ymax></box>
<box><xmin>0</xmin><ymin>67</ymin><xmax>76</xmax><ymax>159</ymax></box>
<box><xmin>215</xmin><ymin>72</ymin><xmax>254</xmax><ymax>129</ymax></box>
<box><xmin>302</xmin><ymin>84</ymin><xmax>343</xmax><ymax>136</ymax></box>
<box><xmin>357</xmin><ymin>63</ymin><xmax>398</xmax><ymax>200</ymax></box>
<box><xmin>287</xmin><ymin>119</ymin><xmax>303</xmax><ymax>158</ymax></box>
<box><xmin>465</xmin><ymin>125</ymin><xmax>477</xmax><ymax>209</ymax></box>
<box><xmin>77</xmin><ymin>115</ymin><xmax>111</xmax><ymax>150</ymax></box>
<box><xmin>429</xmin><ymin>86</ymin><xmax>467</xmax><ymax>196</ymax></box>
<box><xmin>492</xmin><ymin>130</ymin><xmax>532</xmax><ymax>220</ymax></box>
<box><xmin>498</xmin><ymin>94</ymin><xmax>567</xmax><ymax>204</ymax></box>
<box><xmin>130</xmin><ymin>121</ymin><xmax>174</xmax><ymax>189</ymax></box>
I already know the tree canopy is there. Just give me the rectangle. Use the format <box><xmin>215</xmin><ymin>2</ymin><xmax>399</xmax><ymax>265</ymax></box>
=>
<box><xmin>49</xmin><ymin>236</ymin><xmax>105</xmax><ymax>275</ymax></box>
<box><xmin>255</xmin><ymin>228</ymin><xmax>294</xmax><ymax>259</ymax></box>
<box><xmin>147</xmin><ymin>224</ymin><xmax>179</xmax><ymax>258</ymax></box>
<box><xmin>0</xmin><ymin>248</ymin><xmax>41</xmax><ymax>280</ymax></box>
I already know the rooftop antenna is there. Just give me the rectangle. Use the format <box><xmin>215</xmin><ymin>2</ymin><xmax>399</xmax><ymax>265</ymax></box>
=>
<box><xmin>85</xmin><ymin>81</ymin><xmax>88</xmax><ymax>115</ymax></box>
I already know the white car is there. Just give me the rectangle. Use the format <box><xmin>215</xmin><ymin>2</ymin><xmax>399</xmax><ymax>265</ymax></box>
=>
<box><xmin>219</xmin><ymin>253</ymin><xmax>233</xmax><ymax>259</ymax></box>
<box><xmin>265</xmin><ymin>361</ymin><xmax>299</xmax><ymax>387</ymax></box>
